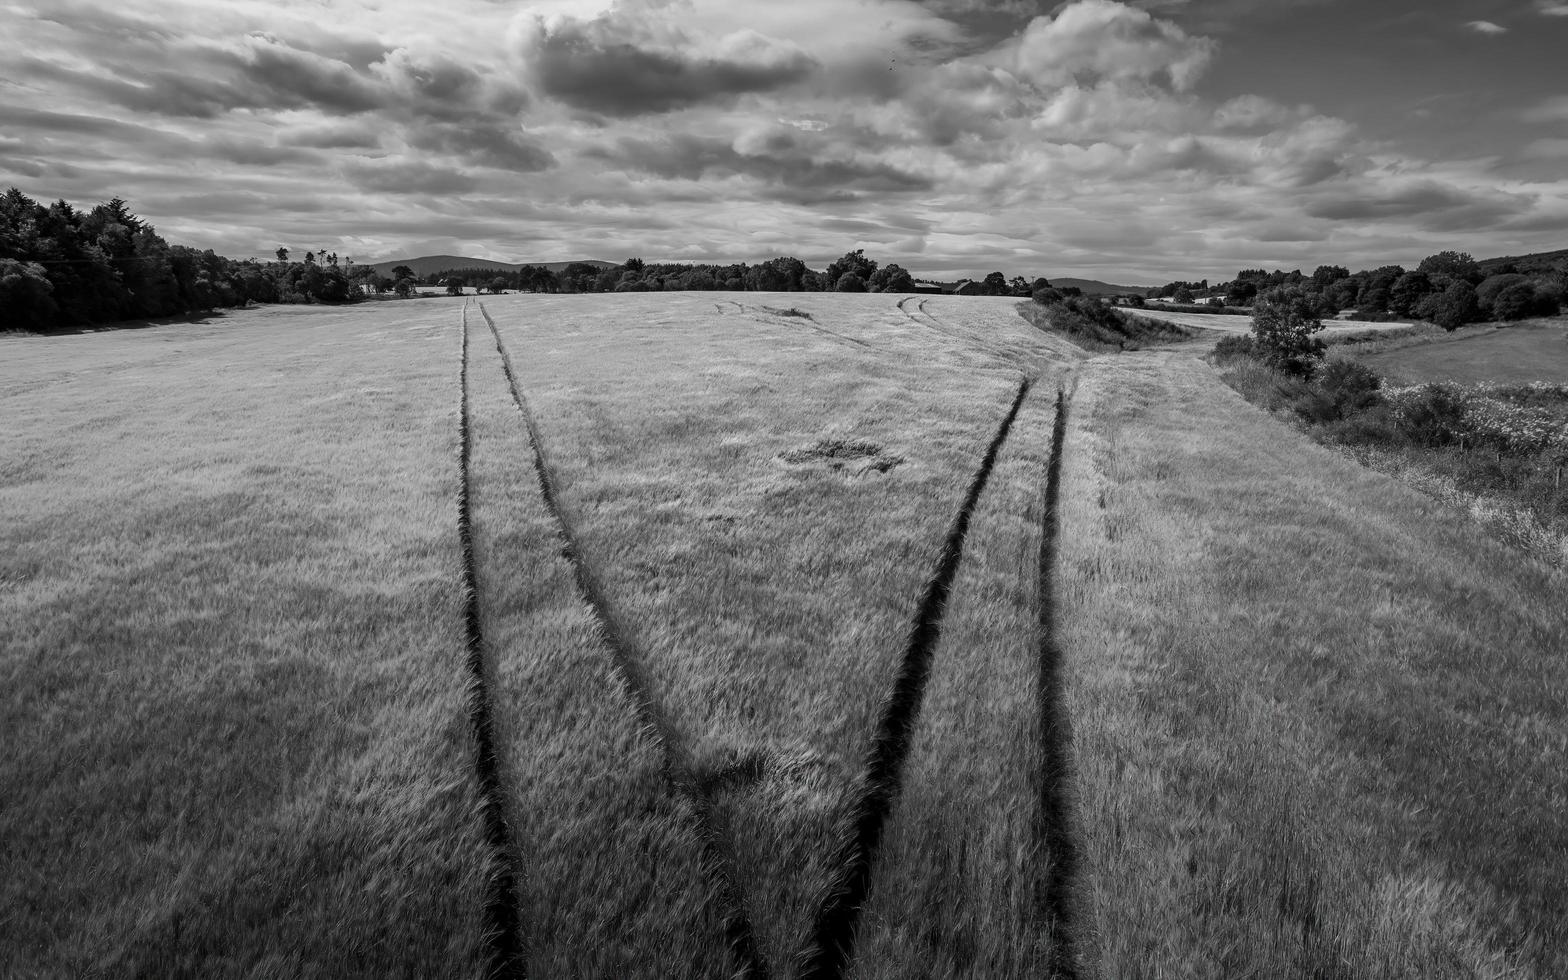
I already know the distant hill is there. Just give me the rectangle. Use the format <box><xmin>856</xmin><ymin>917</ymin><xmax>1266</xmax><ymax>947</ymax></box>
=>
<box><xmin>1050</xmin><ymin>276</ymin><xmax>1153</xmax><ymax>296</ymax></box>
<box><xmin>365</xmin><ymin>255</ymin><xmax>615</xmax><ymax>279</ymax></box>
<box><xmin>1478</xmin><ymin>248</ymin><xmax>1568</xmax><ymax>275</ymax></box>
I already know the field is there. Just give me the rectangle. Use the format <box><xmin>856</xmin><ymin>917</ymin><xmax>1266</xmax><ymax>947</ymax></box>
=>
<box><xmin>1129</xmin><ymin>307</ymin><xmax>1411</xmax><ymax>335</ymax></box>
<box><xmin>1353</xmin><ymin>319</ymin><xmax>1568</xmax><ymax>384</ymax></box>
<box><xmin>4</xmin><ymin>293</ymin><xmax>1564</xmax><ymax>977</ymax></box>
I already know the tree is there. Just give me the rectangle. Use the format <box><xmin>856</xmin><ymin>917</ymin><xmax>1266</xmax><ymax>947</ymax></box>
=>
<box><xmin>394</xmin><ymin>277</ymin><xmax>416</xmax><ymax>298</ymax></box>
<box><xmin>276</xmin><ymin>247</ymin><xmax>289</xmax><ymax>263</ymax></box>
<box><xmin>1491</xmin><ymin>282</ymin><xmax>1539</xmax><ymax>321</ymax></box>
<box><xmin>444</xmin><ymin>277</ymin><xmax>465</xmax><ymax>296</ymax></box>
<box><xmin>1173</xmin><ymin>286</ymin><xmax>1195</xmax><ymax>304</ymax></box>
<box><xmin>1389</xmin><ymin>271</ymin><xmax>1432</xmax><ymax>317</ymax></box>
<box><xmin>0</xmin><ymin>259</ymin><xmax>58</xmax><ymax>329</ymax></box>
<box><xmin>1311</xmin><ymin>265</ymin><xmax>1349</xmax><ymax>288</ymax></box>
<box><xmin>1416</xmin><ymin>250</ymin><xmax>1481</xmax><ymax>284</ymax></box>
<box><xmin>982</xmin><ymin>271</ymin><xmax>1008</xmax><ymax>296</ymax></box>
<box><xmin>826</xmin><ymin>249</ymin><xmax>877</xmax><ymax>285</ymax></box>
<box><xmin>1251</xmin><ymin>285</ymin><xmax>1326</xmax><ymax>377</ymax></box>
<box><xmin>835</xmin><ymin>272</ymin><xmax>868</xmax><ymax>292</ymax></box>
<box><xmin>488</xmin><ymin>276</ymin><xmax>508</xmax><ymax>295</ymax></box>
<box><xmin>1429</xmin><ymin>280</ymin><xmax>1479</xmax><ymax>331</ymax></box>
<box><xmin>392</xmin><ymin>265</ymin><xmax>415</xmax><ymax>283</ymax></box>
<box><xmin>868</xmin><ymin>263</ymin><xmax>915</xmax><ymax>293</ymax></box>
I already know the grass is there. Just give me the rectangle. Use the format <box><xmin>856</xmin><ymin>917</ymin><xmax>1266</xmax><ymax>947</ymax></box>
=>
<box><xmin>845</xmin><ymin>383</ymin><xmax>1075</xmax><ymax>979</ymax></box>
<box><xmin>0</xmin><ymin>304</ymin><xmax>496</xmax><ymax>975</ymax></box>
<box><xmin>1057</xmin><ymin>348</ymin><xmax>1568</xmax><ymax>977</ymax></box>
<box><xmin>1018</xmin><ymin>299</ymin><xmax>1194</xmax><ymax>352</ymax></box>
<box><xmin>461</xmin><ymin>301</ymin><xmax>739</xmax><ymax>975</ymax></box>
<box><xmin>1355</xmin><ymin>318</ymin><xmax>1568</xmax><ymax>384</ymax></box>
<box><xmin>7</xmin><ymin>291</ymin><xmax>1566</xmax><ymax>975</ymax></box>
<box><xmin>474</xmin><ymin>291</ymin><xmax>1068</xmax><ymax>970</ymax></box>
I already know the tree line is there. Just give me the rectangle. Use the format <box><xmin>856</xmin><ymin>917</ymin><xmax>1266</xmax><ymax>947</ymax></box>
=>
<box><xmin>419</xmin><ymin>252</ymin><xmax>1048</xmax><ymax>297</ymax></box>
<box><xmin>1147</xmin><ymin>250</ymin><xmax>1566</xmax><ymax>329</ymax></box>
<box><xmin>0</xmin><ymin>187</ymin><xmax>394</xmax><ymax>330</ymax></box>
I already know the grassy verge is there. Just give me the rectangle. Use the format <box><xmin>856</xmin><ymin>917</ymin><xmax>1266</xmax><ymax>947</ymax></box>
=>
<box><xmin>845</xmin><ymin>382</ymin><xmax>1073</xmax><ymax>979</ymax></box>
<box><xmin>1017</xmin><ymin>298</ymin><xmax>1192</xmax><ymax>352</ymax></box>
<box><xmin>0</xmin><ymin>306</ymin><xmax>495</xmax><ymax>975</ymax></box>
<box><xmin>1059</xmin><ymin>349</ymin><xmax>1568</xmax><ymax>977</ymax></box>
<box><xmin>477</xmin><ymin>291</ymin><xmax>1066</xmax><ymax>967</ymax></box>
<box><xmin>1214</xmin><ymin>342</ymin><xmax>1568</xmax><ymax>568</ymax></box>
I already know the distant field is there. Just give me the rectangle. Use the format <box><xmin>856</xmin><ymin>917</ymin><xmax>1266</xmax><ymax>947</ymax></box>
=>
<box><xmin>1130</xmin><ymin>307</ymin><xmax>1411</xmax><ymax>334</ymax></box>
<box><xmin>1355</xmin><ymin>319</ymin><xmax>1568</xmax><ymax>384</ymax></box>
<box><xmin>3</xmin><ymin>293</ymin><xmax>1563</xmax><ymax>976</ymax></box>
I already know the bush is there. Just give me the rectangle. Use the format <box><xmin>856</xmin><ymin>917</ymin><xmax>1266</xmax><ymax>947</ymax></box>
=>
<box><xmin>1031</xmin><ymin>286</ymin><xmax>1063</xmax><ymax>305</ymax></box>
<box><xmin>1212</xmin><ymin>334</ymin><xmax>1256</xmax><ymax>364</ymax></box>
<box><xmin>835</xmin><ymin>273</ymin><xmax>867</xmax><ymax>293</ymax></box>
<box><xmin>1317</xmin><ymin>360</ymin><xmax>1383</xmax><ymax>416</ymax></box>
<box><xmin>1387</xmin><ymin>384</ymin><xmax>1468</xmax><ymax>447</ymax></box>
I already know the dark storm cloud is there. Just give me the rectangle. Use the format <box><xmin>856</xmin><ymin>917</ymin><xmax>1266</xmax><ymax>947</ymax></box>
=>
<box><xmin>405</xmin><ymin>124</ymin><xmax>556</xmax><ymax>172</ymax></box>
<box><xmin>1305</xmin><ymin>181</ymin><xmax>1531</xmax><ymax>228</ymax></box>
<box><xmin>589</xmin><ymin>134</ymin><xmax>932</xmax><ymax>194</ymax></box>
<box><xmin>517</xmin><ymin>14</ymin><xmax>817</xmax><ymax>116</ymax></box>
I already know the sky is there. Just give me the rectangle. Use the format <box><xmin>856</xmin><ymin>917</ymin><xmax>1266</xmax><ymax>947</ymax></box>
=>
<box><xmin>2</xmin><ymin>0</ymin><xmax>1565</xmax><ymax>283</ymax></box>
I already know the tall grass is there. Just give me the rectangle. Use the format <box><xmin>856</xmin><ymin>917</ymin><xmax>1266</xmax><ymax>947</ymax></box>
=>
<box><xmin>845</xmin><ymin>381</ymin><xmax>1077</xmax><ymax>979</ymax></box>
<box><xmin>461</xmin><ymin>301</ymin><xmax>744</xmax><ymax>975</ymax></box>
<box><xmin>1057</xmin><ymin>348</ymin><xmax>1567</xmax><ymax>977</ymax></box>
<box><xmin>476</xmin><ymin>291</ymin><xmax>1070</xmax><ymax>968</ymax></box>
<box><xmin>1</xmin><ymin>305</ymin><xmax>496</xmax><ymax>975</ymax></box>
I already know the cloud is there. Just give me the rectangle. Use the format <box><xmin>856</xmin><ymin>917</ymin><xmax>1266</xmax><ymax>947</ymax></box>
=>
<box><xmin>587</xmin><ymin>132</ymin><xmax>932</xmax><ymax>200</ymax></box>
<box><xmin>342</xmin><ymin>158</ymin><xmax>480</xmax><ymax>195</ymax></box>
<box><xmin>1464</xmin><ymin>20</ymin><xmax>1508</xmax><ymax>34</ymax></box>
<box><xmin>1536</xmin><ymin>1</ymin><xmax>1568</xmax><ymax>15</ymax></box>
<box><xmin>514</xmin><ymin>4</ymin><xmax>817</xmax><ymax>116</ymax></box>
<box><xmin>1520</xmin><ymin>95</ymin><xmax>1568</xmax><ymax>123</ymax></box>
<box><xmin>1013</xmin><ymin>0</ymin><xmax>1215</xmax><ymax>91</ymax></box>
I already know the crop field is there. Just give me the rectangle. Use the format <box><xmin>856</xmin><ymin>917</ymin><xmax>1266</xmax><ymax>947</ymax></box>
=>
<box><xmin>1354</xmin><ymin>319</ymin><xmax>1568</xmax><ymax>384</ymax></box>
<box><xmin>4</xmin><ymin>293</ymin><xmax>1564</xmax><ymax>977</ymax></box>
<box><xmin>1129</xmin><ymin>308</ymin><xmax>1411</xmax><ymax>335</ymax></box>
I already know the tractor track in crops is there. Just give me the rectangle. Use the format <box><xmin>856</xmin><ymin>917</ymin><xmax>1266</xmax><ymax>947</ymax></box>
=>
<box><xmin>1035</xmin><ymin>383</ymin><xmax>1082</xmax><ymax>980</ymax></box>
<box><xmin>476</xmin><ymin>301</ymin><xmax>770</xmax><ymax>980</ymax></box>
<box><xmin>898</xmin><ymin>296</ymin><xmax>1019</xmax><ymax>365</ymax></box>
<box><xmin>794</xmin><ymin>375</ymin><xmax>1033</xmax><ymax>980</ymax></box>
<box><xmin>722</xmin><ymin>300</ymin><xmax>874</xmax><ymax>351</ymax></box>
<box><xmin>456</xmin><ymin>302</ymin><xmax>528</xmax><ymax>979</ymax></box>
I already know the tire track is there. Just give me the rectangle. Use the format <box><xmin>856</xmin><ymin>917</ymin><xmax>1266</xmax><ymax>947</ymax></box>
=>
<box><xmin>474</xmin><ymin>301</ymin><xmax>770</xmax><ymax>980</ymax></box>
<box><xmin>903</xmin><ymin>294</ymin><xmax>1022</xmax><ymax>366</ymax></box>
<box><xmin>1036</xmin><ymin>384</ymin><xmax>1082</xmax><ymax>980</ymax></box>
<box><xmin>456</xmin><ymin>301</ymin><xmax>528</xmax><ymax>979</ymax></box>
<box><xmin>731</xmin><ymin>300</ymin><xmax>874</xmax><ymax>351</ymax></box>
<box><xmin>794</xmin><ymin>376</ymin><xmax>1033</xmax><ymax>980</ymax></box>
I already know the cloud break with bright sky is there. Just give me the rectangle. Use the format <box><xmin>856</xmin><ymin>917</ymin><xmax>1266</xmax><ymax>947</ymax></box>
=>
<box><xmin>3</xmin><ymin>0</ymin><xmax>1566</xmax><ymax>282</ymax></box>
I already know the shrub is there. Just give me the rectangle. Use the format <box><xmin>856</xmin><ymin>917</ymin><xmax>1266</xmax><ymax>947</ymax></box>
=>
<box><xmin>835</xmin><ymin>273</ymin><xmax>868</xmax><ymax>293</ymax></box>
<box><xmin>1317</xmin><ymin>360</ymin><xmax>1383</xmax><ymax>416</ymax></box>
<box><xmin>1385</xmin><ymin>384</ymin><xmax>1469</xmax><ymax>447</ymax></box>
<box><xmin>1212</xmin><ymin>335</ymin><xmax>1256</xmax><ymax>364</ymax></box>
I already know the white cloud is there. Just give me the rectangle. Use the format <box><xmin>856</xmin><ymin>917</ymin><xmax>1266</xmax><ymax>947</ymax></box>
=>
<box><xmin>2</xmin><ymin>0</ymin><xmax>1565</xmax><ymax>282</ymax></box>
<box><xmin>1012</xmin><ymin>0</ymin><xmax>1215</xmax><ymax>91</ymax></box>
<box><xmin>1536</xmin><ymin>2</ymin><xmax>1568</xmax><ymax>16</ymax></box>
<box><xmin>1464</xmin><ymin>20</ymin><xmax>1508</xmax><ymax>34</ymax></box>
